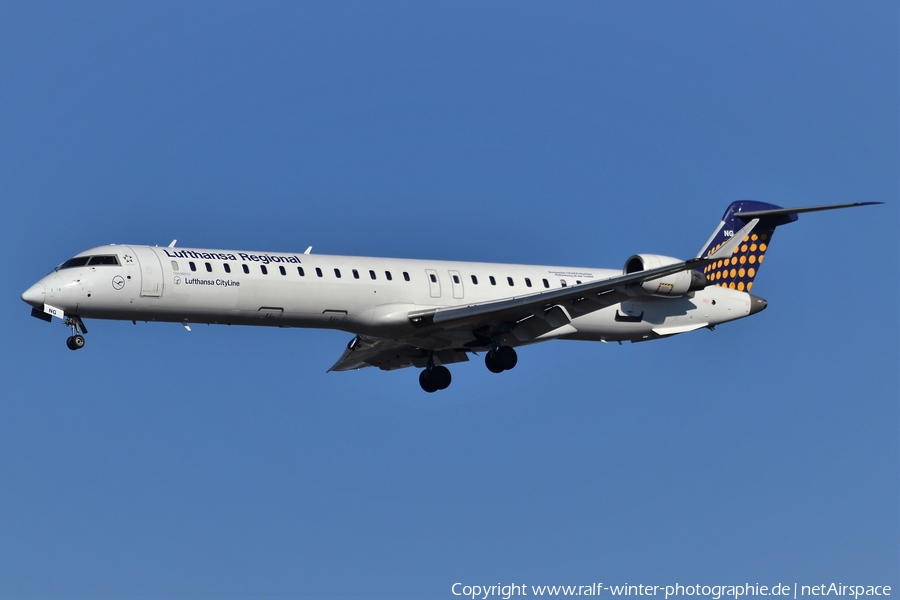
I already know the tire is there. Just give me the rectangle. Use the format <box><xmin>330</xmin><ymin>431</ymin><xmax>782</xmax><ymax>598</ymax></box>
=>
<box><xmin>431</xmin><ymin>365</ymin><xmax>452</xmax><ymax>390</ymax></box>
<box><xmin>419</xmin><ymin>369</ymin><xmax>439</xmax><ymax>393</ymax></box>
<box><xmin>72</xmin><ymin>334</ymin><xmax>85</xmax><ymax>350</ymax></box>
<box><xmin>496</xmin><ymin>346</ymin><xmax>517</xmax><ymax>370</ymax></box>
<box><xmin>485</xmin><ymin>351</ymin><xmax>505</xmax><ymax>373</ymax></box>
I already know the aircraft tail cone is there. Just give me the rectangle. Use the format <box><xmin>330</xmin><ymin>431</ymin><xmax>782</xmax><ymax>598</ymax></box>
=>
<box><xmin>749</xmin><ymin>294</ymin><xmax>768</xmax><ymax>315</ymax></box>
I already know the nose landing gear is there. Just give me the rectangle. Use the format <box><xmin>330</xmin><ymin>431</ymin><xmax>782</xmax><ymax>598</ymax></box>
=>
<box><xmin>63</xmin><ymin>316</ymin><xmax>88</xmax><ymax>351</ymax></box>
<box><xmin>66</xmin><ymin>335</ymin><xmax>85</xmax><ymax>350</ymax></box>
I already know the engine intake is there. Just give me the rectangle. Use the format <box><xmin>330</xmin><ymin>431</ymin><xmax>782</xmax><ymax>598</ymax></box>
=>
<box><xmin>624</xmin><ymin>254</ymin><xmax>708</xmax><ymax>296</ymax></box>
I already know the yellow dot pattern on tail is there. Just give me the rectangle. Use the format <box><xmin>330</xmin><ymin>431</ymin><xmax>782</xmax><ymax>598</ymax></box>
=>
<box><xmin>703</xmin><ymin>231</ymin><xmax>773</xmax><ymax>291</ymax></box>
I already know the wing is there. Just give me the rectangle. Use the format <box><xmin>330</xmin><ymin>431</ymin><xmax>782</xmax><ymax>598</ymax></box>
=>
<box><xmin>330</xmin><ymin>218</ymin><xmax>757</xmax><ymax>372</ymax></box>
<box><xmin>404</xmin><ymin>218</ymin><xmax>758</xmax><ymax>343</ymax></box>
<box><xmin>328</xmin><ymin>334</ymin><xmax>470</xmax><ymax>372</ymax></box>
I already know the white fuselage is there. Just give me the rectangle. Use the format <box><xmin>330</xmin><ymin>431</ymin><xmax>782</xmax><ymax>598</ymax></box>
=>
<box><xmin>24</xmin><ymin>244</ymin><xmax>755</xmax><ymax>349</ymax></box>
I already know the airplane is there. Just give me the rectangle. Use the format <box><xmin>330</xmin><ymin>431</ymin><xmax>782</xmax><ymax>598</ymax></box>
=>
<box><xmin>21</xmin><ymin>200</ymin><xmax>879</xmax><ymax>392</ymax></box>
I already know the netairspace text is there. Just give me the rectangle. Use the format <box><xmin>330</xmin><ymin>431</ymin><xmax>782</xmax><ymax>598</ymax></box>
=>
<box><xmin>450</xmin><ymin>582</ymin><xmax>892</xmax><ymax>600</ymax></box>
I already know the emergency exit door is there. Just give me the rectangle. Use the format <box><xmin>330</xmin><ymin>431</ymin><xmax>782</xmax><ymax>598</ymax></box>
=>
<box><xmin>425</xmin><ymin>269</ymin><xmax>441</xmax><ymax>298</ymax></box>
<box><xmin>448</xmin><ymin>270</ymin><xmax>464</xmax><ymax>299</ymax></box>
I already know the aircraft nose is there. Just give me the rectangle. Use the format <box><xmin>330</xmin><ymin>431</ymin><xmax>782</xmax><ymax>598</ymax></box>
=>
<box><xmin>21</xmin><ymin>282</ymin><xmax>46</xmax><ymax>308</ymax></box>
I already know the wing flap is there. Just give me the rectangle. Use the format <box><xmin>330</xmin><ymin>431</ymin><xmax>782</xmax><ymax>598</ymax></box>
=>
<box><xmin>329</xmin><ymin>335</ymin><xmax>470</xmax><ymax>372</ymax></box>
<box><xmin>510</xmin><ymin>304</ymin><xmax>574</xmax><ymax>342</ymax></box>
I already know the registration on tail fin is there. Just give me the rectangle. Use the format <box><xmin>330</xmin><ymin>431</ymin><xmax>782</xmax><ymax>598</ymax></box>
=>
<box><xmin>696</xmin><ymin>200</ymin><xmax>881</xmax><ymax>292</ymax></box>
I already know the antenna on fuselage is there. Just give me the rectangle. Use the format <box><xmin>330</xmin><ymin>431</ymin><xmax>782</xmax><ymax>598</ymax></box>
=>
<box><xmin>168</xmin><ymin>240</ymin><xmax>177</xmax><ymax>247</ymax></box>
<box><xmin>304</xmin><ymin>246</ymin><xmax>312</xmax><ymax>254</ymax></box>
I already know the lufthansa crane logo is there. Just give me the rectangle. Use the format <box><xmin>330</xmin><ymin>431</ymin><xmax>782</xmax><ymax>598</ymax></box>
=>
<box><xmin>112</xmin><ymin>275</ymin><xmax>125</xmax><ymax>290</ymax></box>
<box><xmin>173</xmin><ymin>276</ymin><xmax>182</xmax><ymax>285</ymax></box>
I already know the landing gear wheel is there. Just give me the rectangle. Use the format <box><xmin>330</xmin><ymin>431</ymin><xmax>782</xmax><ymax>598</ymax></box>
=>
<box><xmin>419</xmin><ymin>369</ymin><xmax>439</xmax><ymax>393</ymax></box>
<box><xmin>66</xmin><ymin>335</ymin><xmax>85</xmax><ymax>351</ymax></box>
<box><xmin>486</xmin><ymin>347</ymin><xmax>517</xmax><ymax>372</ymax></box>
<box><xmin>419</xmin><ymin>365</ymin><xmax>452</xmax><ymax>392</ymax></box>
<box><xmin>485</xmin><ymin>351</ymin><xmax>505</xmax><ymax>373</ymax></box>
<box><xmin>496</xmin><ymin>346</ymin><xmax>517</xmax><ymax>370</ymax></box>
<box><xmin>430</xmin><ymin>365</ymin><xmax>452</xmax><ymax>390</ymax></box>
<box><xmin>63</xmin><ymin>317</ymin><xmax>87</xmax><ymax>350</ymax></box>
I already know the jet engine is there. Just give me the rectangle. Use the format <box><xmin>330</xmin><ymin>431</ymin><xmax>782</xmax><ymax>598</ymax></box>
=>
<box><xmin>624</xmin><ymin>254</ymin><xmax>708</xmax><ymax>296</ymax></box>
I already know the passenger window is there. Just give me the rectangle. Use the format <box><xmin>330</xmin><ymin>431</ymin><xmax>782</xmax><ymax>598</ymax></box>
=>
<box><xmin>369</xmin><ymin>270</ymin><xmax>376</xmax><ymax>280</ymax></box>
<box><xmin>560</xmin><ymin>280</ymin><xmax>567</xmax><ymax>287</ymax></box>
<box><xmin>280</xmin><ymin>266</ymin><xmax>286</xmax><ymax>275</ymax></box>
<box><xmin>452</xmin><ymin>274</ymin><xmax>460</xmax><ymax>284</ymax></box>
<box><xmin>542</xmin><ymin>278</ymin><xmax>549</xmax><ymax>288</ymax></box>
<box><xmin>385</xmin><ymin>271</ymin><xmax>392</xmax><ymax>281</ymax></box>
<box><xmin>471</xmin><ymin>275</ymin><xmax>478</xmax><ymax>285</ymax></box>
<box><xmin>507</xmin><ymin>277</ymin><xmax>514</xmax><ymax>286</ymax></box>
<box><xmin>261</xmin><ymin>265</ymin><xmax>268</xmax><ymax>275</ymax></box>
<box><xmin>316</xmin><ymin>268</ymin><xmax>323</xmax><ymax>277</ymax></box>
<box><xmin>224</xmin><ymin>263</ymin><xmax>231</xmax><ymax>273</ymax></box>
<box><xmin>489</xmin><ymin>276</ymin><xmax>496</xmax><ymax>286</ymax></box>
<box><xmin>171</xmin><ymin>261</ymin><xmax>179</xmax><ymax>270</ymax></box>
<box><xmin>334</xmin><ymin>268</ymin><xmax>341</xmax><ymax>278</ymax></box>
<box><xmin>525</xmin><ymin>278</ymin><xmax>532</xmax><ymax>287</ymax></box>
<box><xmin>353</xmin><ymin>269</ymin><xmax>360</xmax><ymax>279</ymax></box>
<box><xmin>429</xmin><ymin>273</ymin><xmax>437</xmax><ymax>283</ymax></box>
<box><xmin>576</xmin><ymin>280</ymin><xmax>582</xmax><ymax>285</ymax></box>
<box><xmin>403</xmin><ymin>272</ymin><xmax>410</xmax><ymax>281</ymax></box>
<box><xmin>242</xmin><ymin>264</ymin><xmax>249</xmax><ymax>274</ymax></box>
<box><xmin>205</xmin><ymin>262</ymin><xmax>212</xmax><ymax>272</ymax></box>
<box><xmin>298</xmin><ymin>266</ymin><xmax>305</xmax><ymax>276</ymax></box>
<box><xmin>189</xmin><ymin>262</ymin><xmax>197</xmax><ymax>272</ymax></box>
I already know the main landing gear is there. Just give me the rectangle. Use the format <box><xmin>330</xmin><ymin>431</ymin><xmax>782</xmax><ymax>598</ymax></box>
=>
<box><xmin>485</xmin><ymin>346</ymin><xmax>517</xmax><ymax>373</ymax></box>
<box><xmin>419</xmin><ymin>365</ymin><xmax>452</xmax><ymax>393</ymax></box>
<box><xmin>64</xmin><ymin>316</ymin><xmax>88</xmax><ymax>351</ymax></box>
<box><xmin>417</xmin><ymin>345</ymin><xmax>518</xmax><ymax>392</ymax></box>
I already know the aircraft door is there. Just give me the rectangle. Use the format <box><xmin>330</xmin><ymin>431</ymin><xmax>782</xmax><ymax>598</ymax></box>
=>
<box><xmin>448</xmin><ymin>270</ymin><xmax>464</xmax><ymax>299</ymax></box>
<box><xmin>129</xmin><ymin>246</ymin><xmax>164</xmax><ymax>298</ymax></box>
<box><xmin>425</xmin><ymin>269</ymin><xmax>441</xmax><ymax>298</ymax></box>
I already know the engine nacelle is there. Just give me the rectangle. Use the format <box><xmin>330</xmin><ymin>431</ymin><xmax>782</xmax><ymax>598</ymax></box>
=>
<box><xmin>623</xmin><ymin>254</ymin><xmax>708</xmax><ymax>296</ymax></box>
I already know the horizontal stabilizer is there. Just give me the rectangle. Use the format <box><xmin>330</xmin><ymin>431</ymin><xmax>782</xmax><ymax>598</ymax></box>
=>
<box><xmin>697</xmin><ymin>200</ymin><xmax>882</xmax><ymax>292</ymax></box>
<box><xmin>734</xmin><ymin>201</ymin><xmax>882</xmax><ymax>220</ymax></box>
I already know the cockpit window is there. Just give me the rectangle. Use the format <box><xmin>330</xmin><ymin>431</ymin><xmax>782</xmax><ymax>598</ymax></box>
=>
<box><xmin>88</xmin><ymin>255</ymin><xmax>120</xmax><ymax>266</ymax></box>
<box><xmin>58</xmin><ymin>256</ymin><xmax>90</xmax><ymax>269</ymax></box>
<box><xmin>59</xmin><ymin>255</ymin><xmax>121</xmax><ymax>269</ymax></box>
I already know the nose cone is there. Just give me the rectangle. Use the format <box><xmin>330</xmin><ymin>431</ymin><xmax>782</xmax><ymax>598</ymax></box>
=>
<box><xmin>21</xmin><ymin>282</ymin><xmax>46</xmax><ymax>308</ymax></box>
<box><xmin>748</xmin><ymin>294</ymin><xmax>768</xmax><ymax>315</ymax></box>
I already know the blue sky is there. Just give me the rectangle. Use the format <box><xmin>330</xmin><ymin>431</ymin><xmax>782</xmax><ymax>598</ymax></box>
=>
<box><xmin>1</xmin><ymin>2</ymin><xmax>897</xmax><ymax>598</ymax></box>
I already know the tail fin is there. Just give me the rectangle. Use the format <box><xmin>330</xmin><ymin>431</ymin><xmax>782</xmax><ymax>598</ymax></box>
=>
<box><xmin>696</xmin><ymin>201</ymin><xmax>786</xmax><ymax>292</ymax></box>
<box><xmin>696</xmin><ymin>200</ymin><xmax>881</xmax><ymax>292</ymax></box>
